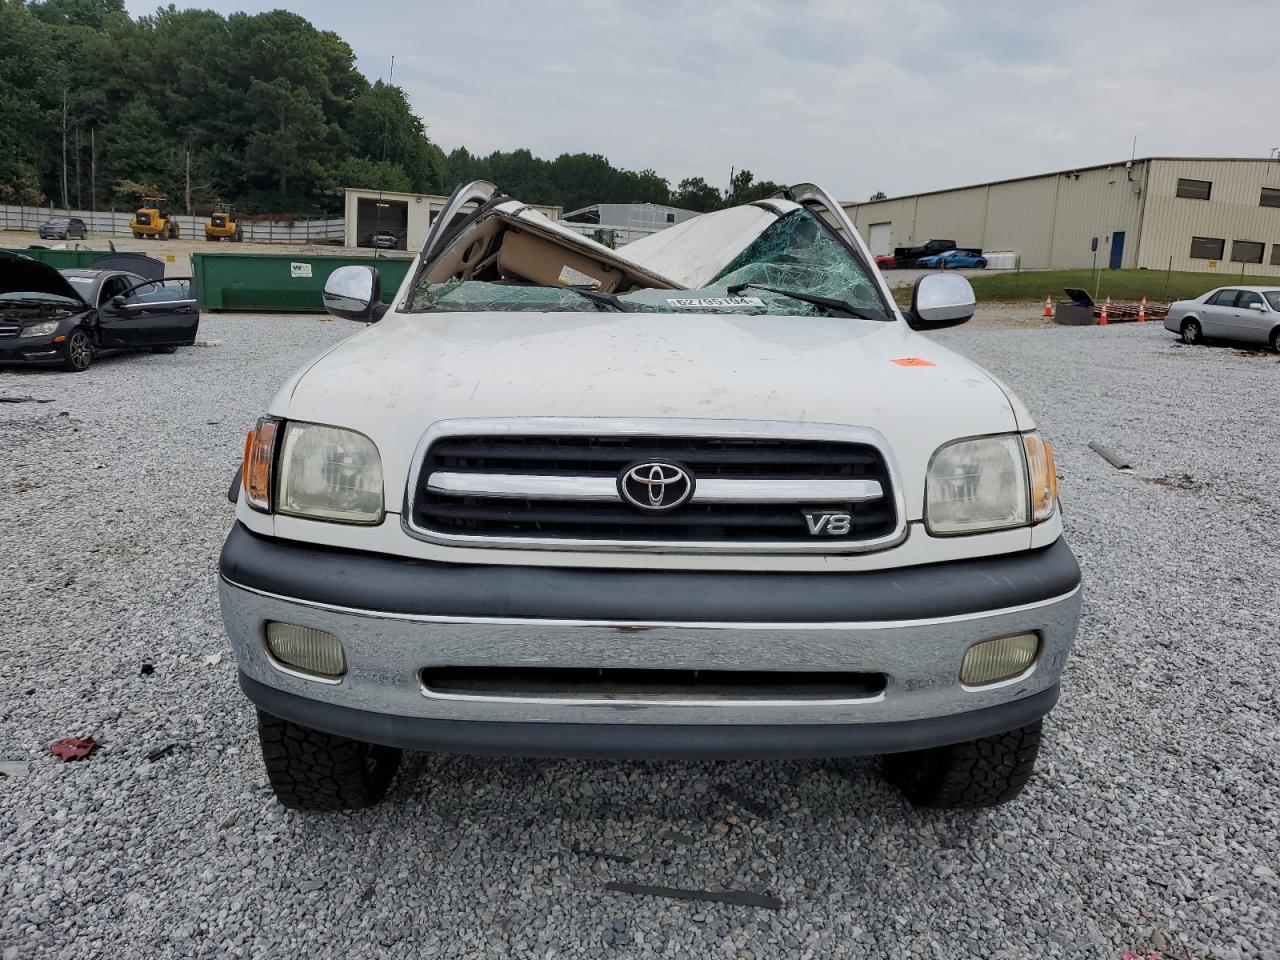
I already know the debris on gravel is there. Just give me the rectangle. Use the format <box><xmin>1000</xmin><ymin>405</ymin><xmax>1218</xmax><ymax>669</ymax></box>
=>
<box><xmin>48</xmin><ymin>738</ymin><xmax>98</xmax><ymax>762</ymax></box>
<box><xmin>1</xmin><ymin>315</ymin><xmax>1276</xmax><ymax>958</ymax></box>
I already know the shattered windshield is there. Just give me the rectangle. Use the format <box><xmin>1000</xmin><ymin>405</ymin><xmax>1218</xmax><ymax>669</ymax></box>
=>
<box><xmin>408</xmin><ymin>208</ymin><xmax>890</xmax><ymax>319</ymax></box>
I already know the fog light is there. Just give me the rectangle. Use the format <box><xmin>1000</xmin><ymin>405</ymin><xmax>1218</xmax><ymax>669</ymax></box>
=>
<box><xmin>960</xmin><ymin>633</ymin><xmax>1039</xmax><ymax>686</ymax></box>
<box><xmin>265</xmin><ymin>622</ymin><xmax>346</xmax><ymax>679</ymax></box>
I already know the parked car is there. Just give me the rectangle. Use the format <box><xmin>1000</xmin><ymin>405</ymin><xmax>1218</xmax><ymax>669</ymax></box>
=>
<box><xmin>917</xmin><ymin>250</ymin><xmax>988</xmax><ymax>269</ymax></box>
<box><xmin>873</xmin><ymin>254</ymin><xmax>896</xmax><ymax>269</ymax></box>
<box><xmin>38</xmin><ymin>216</ymin><xmax>88</xmax><ymax>240</ymax></box>
<box><xmin>219</xmin><ymin>180</ymin><xmax>1080</xmax><ymax>813</ymax></box>
<box><xmin>893</xmin><ymin>238</ymin><xmax>955</xmax><ymax>268</ymax></box>
<box><xmin>0</xmin><ymin>254</ymin><xmax>199</xmax><ymax>371</ymax></box>
<box><xmin>370</xmin><ymin>230</ymin><xmax>401</xmax><ymax>249</ymax></box>
<box><xmin>1165</xmin><ymin>286</ymin><xmax>1280</xmax><ymax>351</ymax></box>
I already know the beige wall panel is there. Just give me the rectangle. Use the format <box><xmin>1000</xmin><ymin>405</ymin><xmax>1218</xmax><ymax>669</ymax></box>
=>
<box><xmin>1139</xmin><ymin>159</ymin><xmax>1280</xmax><ymax>276</ymax></box>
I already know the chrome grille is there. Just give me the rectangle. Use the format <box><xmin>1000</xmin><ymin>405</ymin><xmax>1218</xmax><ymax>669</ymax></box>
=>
<box><xmin>405</xmin><ymin>419</ymin><xmax>905</xmax><ymax>554</ymax></box>
<box><xmin>0</xmin><ymin>324</ymin><xmax>20</xmax><ymax>340</ymax></box>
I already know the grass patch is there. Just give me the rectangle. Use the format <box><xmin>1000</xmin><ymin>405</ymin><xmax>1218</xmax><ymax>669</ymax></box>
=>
<box><xmin>891</xmin><ymin>268</ymin><xmax>1278</xmax><ymax>306</ymax></box>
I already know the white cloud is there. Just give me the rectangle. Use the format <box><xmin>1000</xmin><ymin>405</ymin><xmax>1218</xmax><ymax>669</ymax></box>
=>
<box><xmin>125</xmin><ymin>0</ymin><xmax>1276</xmax><ymax>200</ymax></box>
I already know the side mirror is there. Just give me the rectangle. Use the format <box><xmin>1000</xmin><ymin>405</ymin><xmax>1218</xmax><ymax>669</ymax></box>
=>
<box><xmin>110</xmin><ymin>295</ymin><xmax>126</xmax><ymax>308</ymax></box>
<box><xmin>906</xmin><ymin>273</ymin><xmax>975</xmax><ymax>330</ymax></box>
<box><xmin>1249</xmin><ymin>302</ymin><xmax>1266</xmax><ymax>311</ymax></box>
<box><xmin>323</xmin><ymin>265</ymin><xmax>383</xmax><ymax>322</ymax></box>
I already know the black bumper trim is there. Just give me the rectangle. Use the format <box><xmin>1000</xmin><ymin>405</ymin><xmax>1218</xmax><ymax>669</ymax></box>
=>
<box><xmin>219</xmin><ymin>522</ymin><xmax>1080</xmax><ymax>623</ymax></box>
<box><xmin>240</xmin><ymin>672</ymin><xmax>1060</xmax><ymax>760</ymax></box>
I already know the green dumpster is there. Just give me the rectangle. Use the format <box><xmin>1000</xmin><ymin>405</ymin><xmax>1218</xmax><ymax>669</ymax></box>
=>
<box><xmin>1</xmin><ymin>248</ymin><xmax>102</xmax><ymax>269</ymax></box>
<box><xmin>191</xmin><ymin>252</ymin><xmax>414</xmax><ymax>312</ymax></box>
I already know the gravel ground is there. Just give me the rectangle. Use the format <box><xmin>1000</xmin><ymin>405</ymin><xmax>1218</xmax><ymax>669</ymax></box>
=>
<box><xmin>1</xmin><ymin>314</ymin><xmax>1277</xmax><ymax>959</ymax></box>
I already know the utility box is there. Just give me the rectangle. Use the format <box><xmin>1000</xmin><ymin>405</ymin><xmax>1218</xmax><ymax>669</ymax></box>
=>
<box><xmin>1054</xmin><ymin>288</ymin><xmax>1096</xmax><ymax>325</ymax></box>
<box><xmin>191</xmin><ymin>252</ymin><xmax>414</xmax><ymax>311</ymax></box>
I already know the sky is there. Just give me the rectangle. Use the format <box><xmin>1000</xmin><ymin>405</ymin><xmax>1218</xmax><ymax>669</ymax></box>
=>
<box><xmin>125</xmin><ymin>0</ymin><xmax>1277</xmax><ymax>202</ymax></box>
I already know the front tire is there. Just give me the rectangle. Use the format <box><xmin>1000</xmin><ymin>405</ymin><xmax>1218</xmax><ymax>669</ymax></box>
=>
<box><xmin>883</xmin><ymin>720</ymin><xmax>1043</xmax><ymax>809</ymax></box>
<box><xmin>1270</xmin><ymin>328</ymin><xmax>1279</xmax><ymax>353</ymax></box>
<box><xmin>975</xmin><ymin>259</ymin><xmax>987</xmax><ymax>269</ymax></box>
<box><xmin>151</xmin><ymin>345</ymin><xmax>177</xmax><ymax>354</ymax></box>
<box><xmin>62</xmin><ymin>329</ymin><xmax>93</xmax><ymax>372</ymax></box>
<box><xmin>1181</xmin><ymin>318</ymin><xmax>1202</xmax><ymax>345</ymax></box>
<box><xmin>257</xmin><ymin>709</ymin><xmax>402</xmax><ymax>811</ymax></box>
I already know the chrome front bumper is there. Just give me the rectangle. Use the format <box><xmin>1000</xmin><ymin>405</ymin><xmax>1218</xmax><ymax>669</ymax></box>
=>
<box><xmin>218</xmin><ymin>533</ymin><xmax>1081</xmax><ymax>743</ymax></box>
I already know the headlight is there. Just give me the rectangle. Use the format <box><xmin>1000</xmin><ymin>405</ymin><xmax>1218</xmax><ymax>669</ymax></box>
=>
<box><xmin>20</xmin><ymin>321</ymin><xmax>60</xmax><ymax>338</ymax></box>
<box><xmin>925</xmin><ymin>432</ymin><xmax>1058</xmax><ymax>535</ymax></box>
<box><xmin>276</xmin><ymin>422</ymin><xmax>383</xmax><ymax>524</ymax></box>
<box><xmin>925</xmin><ymin>434</ymin><xmax>1028</xmax><ymax>535</ymax></box>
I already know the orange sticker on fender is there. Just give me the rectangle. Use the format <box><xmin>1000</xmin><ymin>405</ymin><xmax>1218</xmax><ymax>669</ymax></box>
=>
<box><xmin>891</xmin><ymin>357</ymin><xmax>935</xmax><ymax>367</ymax></box>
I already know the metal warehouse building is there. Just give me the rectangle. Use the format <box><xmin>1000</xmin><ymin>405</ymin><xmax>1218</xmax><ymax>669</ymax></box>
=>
<box><xmin>842</xmin><ymin>157</ymin><xmax>1280</xmax><ymax>276</ymax></box>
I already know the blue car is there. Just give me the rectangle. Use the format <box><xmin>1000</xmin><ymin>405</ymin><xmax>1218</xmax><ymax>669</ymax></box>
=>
<box><xmin>917</xmin><ymin>249</ymin><xmax>988</xmax><ymax>269</ymax></box>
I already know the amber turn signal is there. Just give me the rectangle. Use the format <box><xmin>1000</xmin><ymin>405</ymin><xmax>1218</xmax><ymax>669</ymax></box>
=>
<box><xmin>1023</xmin><ymin>433</ymin><xmax>1057</xmax><ymax>522</ymax></box>
<box><xmin>243</xmin><ymin>417</ymin><xmax>278</xmax><ymax>511</ymax></box>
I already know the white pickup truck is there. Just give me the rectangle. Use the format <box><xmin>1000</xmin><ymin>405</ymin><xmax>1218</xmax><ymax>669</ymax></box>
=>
<box><xmin>218</xmin><ymin>181</ymin><xmax>1081</xmax><ymax>811</ymax></box>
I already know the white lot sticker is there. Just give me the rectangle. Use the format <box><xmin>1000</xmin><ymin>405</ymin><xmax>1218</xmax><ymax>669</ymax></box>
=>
<box><xmin>557</xmin><ymin>265</ymin><xmax>600</xmax><ymax>288</ymax></box>
<box><xmin>290</xmin><ymin>262</ymin><xmax>312</xmax><ymax>279</ymax></box>
<box><xmin>665</xmin><ymin>297</ymin><xmax>766</xmax><ymax>309</ymax></box>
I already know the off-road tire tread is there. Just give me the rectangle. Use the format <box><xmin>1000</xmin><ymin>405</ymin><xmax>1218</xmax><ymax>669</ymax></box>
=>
<box><xmin>257</xmin><ymin>709</ymin><xmax>401</xmax><ymax>811</ymax></box>
<box><xmin>883</xmin><ymin>720</ymin><xmax>1042</xmax><ymax>809</ymax></box>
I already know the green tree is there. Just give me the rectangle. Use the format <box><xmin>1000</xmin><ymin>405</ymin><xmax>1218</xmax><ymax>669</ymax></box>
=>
<box><xmin>322</xmin><ymin>156</ymin><xmax>412</xmax><ymax>194</ymax></box>
<box><xmin>724</xmin><ymin>169</ymin><xmax>783</xmax><ymax>207</ymax></box>
<box><xmin>621</xmin><ymin>168</ymin><xmax>670</xmax><ymax>205</ymax></box>
<box><xmin>101</xmin><ymin>99</ymin><xmax>175</xmax><ymax>195</ymax></box>
<box><xmin>244</xmin><ymin>77</ymin><xmax>330</xmax><ymax>198</ymax></box>
<box><xmin>349</xmin><ymin>81</ymin><xmax>444</xmax><ymax>192</ymax></box>
<box><xmin>671</xmin><ymin>176</ymin><xmax>721</xmax><ymax>212</ymax></box>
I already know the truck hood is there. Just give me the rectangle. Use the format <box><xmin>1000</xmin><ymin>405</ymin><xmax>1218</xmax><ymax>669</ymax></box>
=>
<box><xmin>280</xmin><ymin>311</ymin><xmax>1019</xmax><ymax>521</ymax></box>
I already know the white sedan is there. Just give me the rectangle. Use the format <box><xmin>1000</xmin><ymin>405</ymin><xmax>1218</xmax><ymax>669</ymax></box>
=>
<box><xmin>1165</xmin><ymin>286</ymin><xmax>1280</xmax><ymax>351</ymax></box>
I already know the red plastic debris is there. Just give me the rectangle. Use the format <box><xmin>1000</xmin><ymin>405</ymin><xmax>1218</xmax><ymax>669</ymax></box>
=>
<box><xmin>51</xmin><ymin>737</ymin><xmax>97</xmax><ymax>761</ymax></box>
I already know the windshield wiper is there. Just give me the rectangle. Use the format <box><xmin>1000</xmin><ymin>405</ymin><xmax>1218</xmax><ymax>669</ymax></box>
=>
<box><xmin>725</xmin><ymin>283</ymin><xmax>884</xmax><ymax>321</ymax></box>
<box><xmin>562</xmin><ymin>286</ymin><xmax>631</xmax><ymax>313</ymax></box>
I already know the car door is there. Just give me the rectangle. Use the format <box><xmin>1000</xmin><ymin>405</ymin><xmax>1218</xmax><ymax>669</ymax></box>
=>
<box><xmin>1199</xmin><ymin>289</ymin><xmax>1238</xmax><ymax>337</ymax></box>
<box><xmin>1229</xmin><ymin>290</ymin><xmax>1269</xmax><ymax>343</ymax></box>
<box><xmin>106</xmin><ymin>277</ymin><xmax>200</xmax><ymax>346</ymax></box>
<box><xmin>94</xmin><ymin>274</ymin><xmax>144</xmax><ymax>347</ymax></box>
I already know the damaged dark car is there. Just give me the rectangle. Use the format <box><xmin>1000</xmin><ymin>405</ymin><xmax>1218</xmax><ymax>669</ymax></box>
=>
<box><xmin>0</xmin><ymin>252</ymin><xmax>200</xmax><ymax>372</ymax></box>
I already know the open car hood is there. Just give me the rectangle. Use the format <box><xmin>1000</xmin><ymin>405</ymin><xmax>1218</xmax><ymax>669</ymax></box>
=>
<box><xmin>413</xmin><ymin>181</ymin><xmax>866</xmax><ymax>296</ymax></box>
<box><xmin>0</xmin><ymin>252</ymin><xmax>88</xmax><ymax>305</ymax></box>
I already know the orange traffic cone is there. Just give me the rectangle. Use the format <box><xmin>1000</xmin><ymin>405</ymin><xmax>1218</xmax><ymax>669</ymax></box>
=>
<box><xmin>1099</xmin><ymin>297</ymin><xmax>1110</xmax><ymax>326</ymax></box>
<box><xmin>1138</xmin><ymin>295</ymin><xmax>1147</xmax><ymax>323</ymax></box>
<box><xmin>1043</xmin><ymin>295</ymin><xmax>1053</xmax><ymax>318</ymax></box>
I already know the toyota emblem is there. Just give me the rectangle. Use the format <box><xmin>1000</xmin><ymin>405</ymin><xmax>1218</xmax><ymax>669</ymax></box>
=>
<box><xmin>617</xmin><ymin>461</ymin><xmax>695</xmax><ymax>512</ymax></box>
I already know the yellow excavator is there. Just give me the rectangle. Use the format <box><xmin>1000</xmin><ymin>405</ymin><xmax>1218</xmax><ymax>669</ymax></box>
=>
<box><xmin>129</xmin><ymin>196</ymin><xmax>179</xmax><ymax>240</ymax></box>
<box><xmin>204</xmin><ymin>201</ymin><xmax>243</xmax><ymax>242</ymax></box>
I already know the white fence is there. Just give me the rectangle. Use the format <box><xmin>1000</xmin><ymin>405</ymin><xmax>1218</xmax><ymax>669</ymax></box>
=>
<box><xmin>0</xmin><ymin>204</ymin><xmax>345</xmax><ymax>244</ymax></box>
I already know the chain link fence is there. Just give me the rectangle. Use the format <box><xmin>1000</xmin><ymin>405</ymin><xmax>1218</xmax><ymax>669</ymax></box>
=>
<box><xmin>0</xmin><ymin>204</ymin><xmax>345</xmax><ymax>244</ymax></box>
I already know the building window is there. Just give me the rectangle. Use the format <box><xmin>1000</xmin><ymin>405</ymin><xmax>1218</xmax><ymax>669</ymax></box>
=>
<box><xmin>1176</xmin><ymin>178</ymin><xmax>1212</xmax><ymax>200</ymax></box>
<box><xmin>1231</xmin><ymin>240</ymin><xmax>1265</xmax><ymax>264</ymax></box>
<box><xmin>665</xmin><ymin>213</ymin><xmax>675</xmax><ymax>223</ymax></box>
<box><xmin>1261</xmin><ymin>187</ymin><xmax>1280</xmax><ymax>208</ymax></box>
<box><xmin>1271</xmin><ymin>244</ymin><xmax>1280</xmax><ymax>266</ymax></box>
<box><xmin>1189</xmin><ymin>236</ymin><xmax>1224</xmax><ymax>259</ymax></box>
